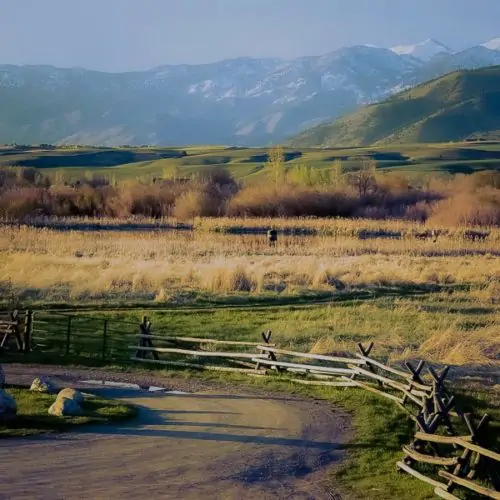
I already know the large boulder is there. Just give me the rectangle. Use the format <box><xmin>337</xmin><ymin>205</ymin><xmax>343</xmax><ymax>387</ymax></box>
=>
<box><xmin>48</xmin><ymin>397</ymin><xmax>82</xmax><ymax>417</ymax></box>
<box><xmin>57</xmin><ymin>388</ymin><xmax>84</xmax><ymax>405</ymax></box>
<box><xmin>30</xmin><ymin>377</ymin><xmax>57</xmax><ymax>394</ymax></box>
<box><xmin>0</xmin><ymin>389</ymin><xmax>17</xmax><ymax>422</ymax></box>
<box><xmin>0</xmin><ymin>365</ymin><xmax>4</xmax><ymax>388</ymax></box>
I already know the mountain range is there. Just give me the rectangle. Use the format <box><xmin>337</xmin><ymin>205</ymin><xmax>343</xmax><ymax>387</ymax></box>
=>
<box><xmin>289</xmin><ymin>66</ymin><xmax>500</xmax><ymax>147</ymax></box>
<box><xmin>1</xmin><ymin>37</ymin><xmax>500</xmax><ymax>147</ymax></box>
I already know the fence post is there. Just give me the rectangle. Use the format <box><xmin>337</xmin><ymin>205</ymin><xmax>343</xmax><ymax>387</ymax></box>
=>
<box><xmin>23</xmin><ymin>310</ymin><xmax>33</xmax><ymax>353</ymax></box>
<box><xmin>10</xmin><ymin>309</ymin><xmax>22</xmax><ymax>352</ymax></box>
<box><xmin>102</xmin><ymin>319</ymin><xmax>108</xmax><ymax>360</ymax></box>
<box><xmin>136</xmin><ymin>316</ymin><xmax>146</xmax><ymax>359</ymax></box>
<box><xmin>257</xmin><ymin>329</ymin><xmax>278</xmax><ymax>371</ymax></box>
<box><xmin>135</xmin><ymin>316</ymin><xmax>158</xmax><ymax>360</ymax></box>
<box><xmin>66</xmin><ymin>316</ymin><xmax>72</xmax><ymax>356</ymax></box>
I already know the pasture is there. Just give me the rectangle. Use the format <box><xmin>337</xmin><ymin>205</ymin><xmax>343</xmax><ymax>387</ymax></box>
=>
<box><xmin>2</xmin><ymin>140</ymin><xmax>500</xmax><ymax>183</ymax></box>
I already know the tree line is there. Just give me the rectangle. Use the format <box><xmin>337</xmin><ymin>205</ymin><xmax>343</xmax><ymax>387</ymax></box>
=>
<box><xmin>1</xmin><ymin>146</ymin><xmax>500</xmax><ymax>225</ymax></box>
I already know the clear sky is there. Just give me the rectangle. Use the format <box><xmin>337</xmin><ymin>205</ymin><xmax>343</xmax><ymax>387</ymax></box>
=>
<box><xmin>1</xmin><ymin>0</ymin><xmax>499</xmax><ymax>72</ymax></box>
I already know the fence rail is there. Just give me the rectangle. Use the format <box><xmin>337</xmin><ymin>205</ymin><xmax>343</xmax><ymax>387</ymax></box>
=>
<box><xmin>1</xmin><ymin>309</ymin><xmax>498</xmax><ymax>499</ymax></box>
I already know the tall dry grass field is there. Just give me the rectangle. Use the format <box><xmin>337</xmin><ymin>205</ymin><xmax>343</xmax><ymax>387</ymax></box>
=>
<box><xmin>1</xmin><ymin>218</ymin><xmax>499</xmax><ymax>369</ymax></box>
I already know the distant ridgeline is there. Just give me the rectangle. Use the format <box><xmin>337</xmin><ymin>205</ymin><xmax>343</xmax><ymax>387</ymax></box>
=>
<box><xmin>289</xmin><ymin>66</ymin><xmax>500</xmax><ymax>147</ymax></box>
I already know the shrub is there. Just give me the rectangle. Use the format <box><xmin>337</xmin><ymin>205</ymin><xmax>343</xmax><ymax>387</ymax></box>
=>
<box><xmin>1</xmin><ymin>161</ymin><xmax>500</xmax><ymax>226</ymax></box>
<box><xmin>429</xmin><ymin>188</ymin><xmax>500</xmax><ymax>226</ymax></box>
<box><xmin>173</xmin><ymin>190</ymin><xmax>222</xmax><ymax>219</ymax></box>
<box><xmin>202</xmin><ymin>266</ymin><xmax>255</xmax><ymax>293</ymax></box>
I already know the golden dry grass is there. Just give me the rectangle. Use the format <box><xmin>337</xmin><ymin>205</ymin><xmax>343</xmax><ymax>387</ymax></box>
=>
<box><xmin>1</xmin><ymin>220</ymin><xmax>499</xmax><ymax>369</ymax></box>
<box><xmin>1</xmin><ymin>224</ymin><xmax>500</xmax><ymax>301</ymax></box>
<box><xmin>194</xmin><ymin>215</ymin><xmax>500</xmax><ymax>240</ymax></box>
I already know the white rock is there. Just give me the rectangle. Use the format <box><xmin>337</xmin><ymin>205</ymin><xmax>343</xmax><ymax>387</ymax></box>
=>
<box><xmin>0</xmin><ymin>389</ymin><xmax>17</xmax><ymax>421</ymax></box>
<box><xmin>48</xmin><ymin>397</ymin><xmax>82</xmax><ymax>417</ymax></box>
<box><xmin>30</xmin><ymin>377</ymin><xmax>57</xmax><ymax>394</ymax></box>
<box><xmin>57</xmin><ymin>388</ymin><xmax>84</xmax><ymax>405</ymax></box>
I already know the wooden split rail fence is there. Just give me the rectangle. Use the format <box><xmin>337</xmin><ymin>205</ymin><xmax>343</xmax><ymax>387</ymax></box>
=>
<box><xmin>131</xmin><ymin>318</ymin><xmax>499</xmax><ymax>499</ymax></box>
<box><xmin>130</xmin><ymin>317</ymin><xmax>275</xmax><ymax>374</ymax></box>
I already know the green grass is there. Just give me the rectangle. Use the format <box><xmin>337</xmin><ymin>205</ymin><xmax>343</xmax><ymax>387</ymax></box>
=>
<box><xmin>3</xmin><ymin>141</ymin><xmax>500</xmax><ymax>184</ymax></box>
<box><xmin>0</xmin><ymin>386</ymin><xmax>137</xmax><ymax>438</ymax></box>
<box><xmin>8</xmin><ymin>283</ymin><xmax>496</xmax><ymax>364</ymax></box>
<box><xmin>53</xmin><ymin>287</ymin><xmax>491</xmax><ymax>352</ymax></box>
<box><xmin>288</xmin><ymin>66</ymin><xmax>500</xmax><ymax>148</ymax></box>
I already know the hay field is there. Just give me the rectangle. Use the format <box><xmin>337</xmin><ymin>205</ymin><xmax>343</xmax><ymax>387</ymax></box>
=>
<box><xmin>1</xmin><ymin>218</ymin><xmax>499</xmax><ymax>369</ymax></box>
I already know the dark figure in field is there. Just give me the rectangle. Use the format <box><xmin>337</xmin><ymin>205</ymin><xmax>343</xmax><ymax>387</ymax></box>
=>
<box><xmin>464</xmin><ymin>230</ymin><xmax>490</xmax><ymax>242</ymax></box>
<box><xmin>267</xmin><ymin>229</ymin><xmax>277</xmax><ymax>247</ymax></box>
<box><xmin>414</xmin><ymin>229</ymin><xmax>438</xmax><ymax>243</ymax></box>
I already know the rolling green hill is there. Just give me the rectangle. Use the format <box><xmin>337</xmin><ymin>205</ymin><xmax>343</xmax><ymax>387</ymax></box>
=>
<box><xmin>2</xmin><ymin>141</ymin><xmax>500</xmax><ymax>184</ymax></box>
<box><xmin>289</xmin><ymin>66</ymin><xmax>500</xmax><ymax>148</ymax></box>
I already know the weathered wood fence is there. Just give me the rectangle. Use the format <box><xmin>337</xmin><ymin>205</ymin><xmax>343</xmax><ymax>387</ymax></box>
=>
<box><xmin>0</xmin><ymin>309</ymin><xmax>33</xmax><ymax>353</ymax></box>
<box><xmin>0</xmin><ymin>309</ymin><xmax>137</xmax><ymax>361</ymax></box>
<box><xmin>130</xmin><ymin>318</ymin><xmax>499</xmax><ymax>499</ymax></box>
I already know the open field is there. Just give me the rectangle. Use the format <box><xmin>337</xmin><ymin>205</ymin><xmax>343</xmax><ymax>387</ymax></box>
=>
<box><xmin>2</xmin><ymin>141</ymin><xmax>500</xmax><ymax>183</ymax></box>
<box><xmin>1</xmin><ymin>221</ymin><xmax>499</xmax><ymax>369</ymax></box>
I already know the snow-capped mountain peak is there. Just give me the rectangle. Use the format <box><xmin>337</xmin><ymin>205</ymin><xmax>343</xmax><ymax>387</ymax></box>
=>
<box><xmin>1</xmin><ymin>37</ymin><xmax>500</xmax><ymax>146</ymax></box>
<box><xmin>391</xmin><ymin>38</ymin><xmax>453</xmax><ymax>61</ymax></box>
<box><xmin>482</xmin><ymin>37</ymin><xmax>500</xmax><ymax>51</ymax></box>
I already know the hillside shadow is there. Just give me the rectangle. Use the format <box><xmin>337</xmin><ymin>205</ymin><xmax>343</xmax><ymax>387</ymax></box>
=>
<box><xmin>15</xmin><ymin>150</ymin><xmax>186</xmax><ymax>168</ymax></box>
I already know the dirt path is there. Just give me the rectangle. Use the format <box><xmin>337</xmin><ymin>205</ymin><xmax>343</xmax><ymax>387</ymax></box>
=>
<box><xmin>0</xmin><ymin>365</ymin><xmax>350</xmax><ymax>500</ymax></box>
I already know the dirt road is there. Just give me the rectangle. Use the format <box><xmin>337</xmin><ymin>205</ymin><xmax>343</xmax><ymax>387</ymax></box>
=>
<box><xmin>0</xmin><ymin>365</ymin><xmax>349</xmax><ymax>500</ymax></box>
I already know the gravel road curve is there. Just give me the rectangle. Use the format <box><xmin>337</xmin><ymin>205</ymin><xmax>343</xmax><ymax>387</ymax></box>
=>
<box><xmin>0</xmin><ymin>365</ymin><xmax>350</xmax><ymax>500</ymax></box>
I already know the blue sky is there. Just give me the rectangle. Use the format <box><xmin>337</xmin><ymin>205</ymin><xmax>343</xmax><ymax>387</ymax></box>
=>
<box><xmin>1</xmin><ymin>0</ymin><xmax>499</xmax><ymax>71</ymax></box>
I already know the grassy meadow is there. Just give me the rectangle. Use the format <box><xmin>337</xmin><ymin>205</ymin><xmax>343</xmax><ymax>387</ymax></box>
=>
<box><xmin>1</xmin><ymin>221</ymin><xmax>499</xmax><ymax>499</ymax></box>
<box><xmin>2</xmin><ymin>141</ymin><xmax>500</xmax><ymax>184</ymax></box>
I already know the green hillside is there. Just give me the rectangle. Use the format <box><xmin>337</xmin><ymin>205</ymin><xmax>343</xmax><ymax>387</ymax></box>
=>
<box><xmin>289</xmin><ymin>66</ymin><xmax>500</xmax><ymax>148</ymax></box>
